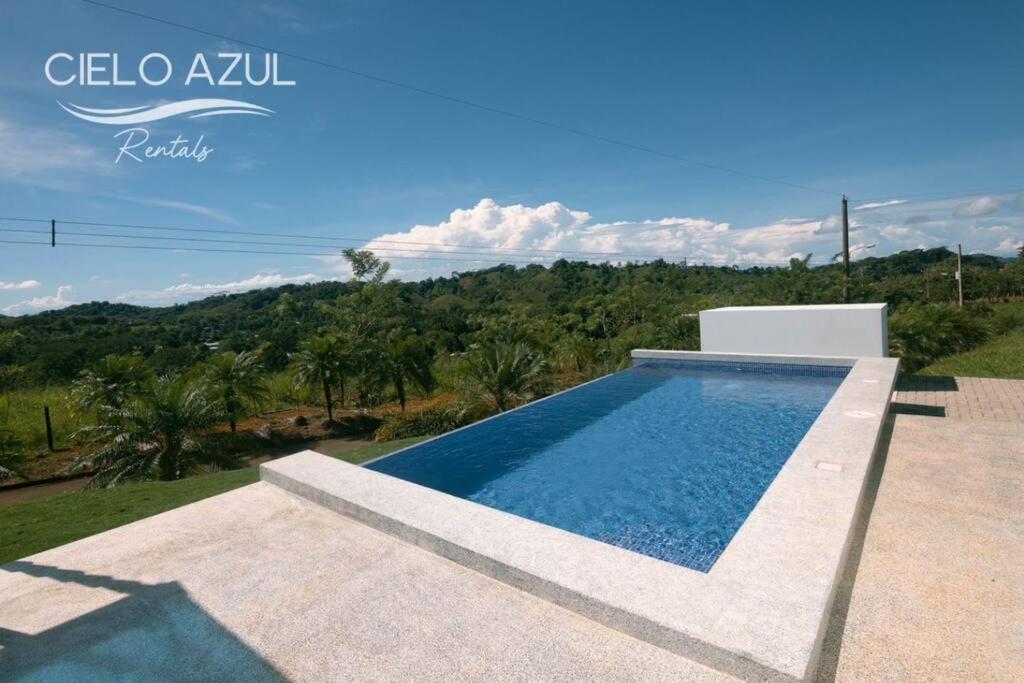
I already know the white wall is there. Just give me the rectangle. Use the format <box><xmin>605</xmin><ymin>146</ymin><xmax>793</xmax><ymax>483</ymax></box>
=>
<box><xmin>699</xmin><ymin>304</ymin><xmax>889</xmax><ymax>358</ymax></box>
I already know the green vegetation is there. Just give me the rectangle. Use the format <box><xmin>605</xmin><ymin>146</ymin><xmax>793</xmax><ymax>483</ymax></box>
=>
<box><xmin>0</xmin><ymin>438</ymin><xmax>423</xmax><ymax>565</ymax></box>
<box><xmin>375</xmin><ymin>399</ymin><xmax>483</xmax><ymax>441</ymax></box>
<box><xmin>201</xmin><ymin>350</ymin><xmax>270</xmax><ymax>433</ymax></box>
<box><xmin>890</xmin><ymin>302</ymin><xmax>1024</xmax><ymax>372</ymax></box>
<box><xmin>1</xmin><ymin>247</ymin><xmax>1022</xmax><ymax>484</ymax></box>
<box><xmin>919</xmin><ymin>325</ymin><xmax>1024</xmax><ymax>379</ymax></box>
<box><xmin>463</xmin><ymin>339</ymin><xmax>547</xmax><ymax>411</ymax></box>
<box><xmin>73</xmin><ymin>374</ymin><xmax>230</xmax><ymax>486</ymax></box>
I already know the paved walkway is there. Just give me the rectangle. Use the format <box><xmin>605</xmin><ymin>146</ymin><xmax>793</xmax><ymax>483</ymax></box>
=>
<box><xmin>892</xmin><ymin>375</ymin><xmax>1024</xmax><ymax>421</ymax></box>
<box><xmin>818</xmin><ymin>376</ymin><xmax>1024</xmax><ymax>681</ymax></box>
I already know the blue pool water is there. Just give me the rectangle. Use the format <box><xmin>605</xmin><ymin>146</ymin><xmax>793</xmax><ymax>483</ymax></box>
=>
<box><xmin>368</xmin><ymin>360</ymin><xmax>847</xmax><ymax>572</ymax></box>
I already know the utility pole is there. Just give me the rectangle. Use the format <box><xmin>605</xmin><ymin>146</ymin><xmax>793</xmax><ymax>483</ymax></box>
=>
<box><xmin>841</xmin><ymin>195</ymin><xmax>850</xmax><ymax>303</ymax></box>
<box><xmin>43</xmin><ymin>406</ymin><xmax>54</xmax><ymax>452</ymax></box>
<box><xmin>956</xmin><ymin>243</ymin><xmax>964</xmax><ymax>308</ymax></box>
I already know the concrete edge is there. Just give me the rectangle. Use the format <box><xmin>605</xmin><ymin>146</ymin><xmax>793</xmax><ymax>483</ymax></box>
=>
<box><xmin>802</xmin><ymin>358</ymin><xmax>900</xmax><ymax>679</ymax></box>
<box><xmin>631</xmin><ymin>349</ymin><xmax>857</xmax><ymax>366</ymax></box>
<box><xmin>260</xmin><ymin>454</ymin><xmax>784</xmax><ymax>682</ymax></box>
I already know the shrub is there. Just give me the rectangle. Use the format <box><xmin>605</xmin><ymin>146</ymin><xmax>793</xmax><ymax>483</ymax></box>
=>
<box><xmin>889</xmin><ymin>304</ymin><xmax>991</xmax><ymax>372</ymax></box>
<box><xmin>374</xmin><ymin>399</ymin><xmax>487</xmax><ymax>442</ymax></box>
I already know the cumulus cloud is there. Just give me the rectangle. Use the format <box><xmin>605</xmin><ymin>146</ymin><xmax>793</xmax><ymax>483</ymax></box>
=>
<box><xmin>904</xmin><ymin>214</ymin><xmax>931</xmax><ymax>225</ymax></box>
<box><xmin>315</xmin><ymin>199</ymin><xmax>879</xmax><ymax>281</ymax></box>
<box><xmin>115</xmin><ymin>272</ymin><xmax>325</xmax><ymax>305</ymax></box>
<box><xmin>995</xmin><ymin>238</ymin><xmax>1022</xmax><ymax>254</ymax></box>
<box><xmin>953</xmin><ymin>196</ymin><xmax>1003</xmax><ymax>217</ymax></box>
<box><xmin>2</xmin><ymin>285</ymin><xmax>75</xmax><ymax>315</ymax></box>
<box><xmin>0</xmin><ymin>280</ymin><xmax>40</xmax><ymax>290</ymax></box>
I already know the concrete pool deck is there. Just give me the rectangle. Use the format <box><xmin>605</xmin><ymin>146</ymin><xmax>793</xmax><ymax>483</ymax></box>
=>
<box><xmin>259</xmin><ymin>351</ymin><xmax>899</xmax><ymax>681</ymax></box>
<box><xmin>2</xmin><ymin>373</ymin><xmax>1020</xmax><ymax>680</ymax></box>
<box><xmin>0</xmin><ymin>481</ymin><xmax>733</xmax><ymax>681</ymax></box>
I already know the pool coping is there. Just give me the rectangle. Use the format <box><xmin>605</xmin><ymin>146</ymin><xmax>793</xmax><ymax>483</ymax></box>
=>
<box><xmin>261</xmin><ymin>350</ymin><xmax>899</xmax><ymax>681</ymax></box>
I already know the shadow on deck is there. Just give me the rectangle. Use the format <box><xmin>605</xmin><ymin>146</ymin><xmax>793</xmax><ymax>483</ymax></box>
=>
<box><xmin>0</xmin><ymin>560</ymin><xmax>282</xmax><ymax>681</ymax></box>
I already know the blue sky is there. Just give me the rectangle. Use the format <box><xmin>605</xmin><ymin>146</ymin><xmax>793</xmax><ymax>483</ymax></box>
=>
<box><xmin>1</xmin><ymin>0</ymin><xmax>1022</xmax><ymax>314</ymax></box>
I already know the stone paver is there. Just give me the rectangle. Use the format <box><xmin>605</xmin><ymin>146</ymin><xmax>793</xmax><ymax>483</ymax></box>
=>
<box><xmin>891</xmin><ymin>375</ymin><xmax>1024</xmax><ymax>421</ymax></box>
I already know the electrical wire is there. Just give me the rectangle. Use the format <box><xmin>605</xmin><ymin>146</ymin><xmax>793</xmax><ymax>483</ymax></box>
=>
<box><xmin>0</xmin><ymin>231</ymin><xmax>801</xmax><ymax>266</ymax></box>
<box><xmin>0</xmin><ymin>218</ymin><xmax>800</xmax><ymax>264</ymax></box>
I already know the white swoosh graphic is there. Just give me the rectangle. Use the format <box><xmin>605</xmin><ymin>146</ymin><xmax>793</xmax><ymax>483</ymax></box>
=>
<box><xmin>58</xmin><ymin>98</ymin><xmax>274</xmax><ymax>124</ymax></box>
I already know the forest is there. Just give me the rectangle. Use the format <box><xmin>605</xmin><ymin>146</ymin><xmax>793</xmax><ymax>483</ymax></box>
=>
<box><xmin>1</xmin><ymin>245</ymin><xmax>1022</xmax><ymax>485</ymax></box>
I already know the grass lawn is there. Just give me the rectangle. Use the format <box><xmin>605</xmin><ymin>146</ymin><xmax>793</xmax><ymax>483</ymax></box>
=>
<box><xmin>0</xmin><ymin>437</ymin><xmax>424</xmax><ymax>565</ymax></box>
<box><xmin>919</xmin><ymin>325</ymin><xmax>1024</xmax><ymax>379</ymax></box>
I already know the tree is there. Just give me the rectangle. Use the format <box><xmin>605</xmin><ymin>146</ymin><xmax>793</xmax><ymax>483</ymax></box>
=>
<box><xmin>0</xmin><ymin>331</ymin><xmax>25</xmax><ymax>393</ymax></box>
<box><xmin>73</xmin><ymin>374</ymin><xmax>224</xmax><ymax>485</ymax></box>
<box><xmin>291</xmin><ymin>335</ymin><xmax>340</xmax><ymax>421</ymax></box>
<box><xmin>69</xmin><ymin>354</ymin><xmax>149</xmax><ymax>421</ymax></box>
<box><xmin>343</xmin><ymin>248</ymin><xmax>391</xmax><ymax>283</ymax></box>
<box><xmin>380</xmin><ymin>336</ymin><xmax>435</xmax><ymax>411</ymax></box>
<box><xmin>274</xmin><ymin>292</ymin><xmax>301</xmax><ymax>319</ymax></box>
<box><xmin>554</xmin><ymin>332</ymin><xmax>598</xmax><ymax>374</ymax></box>
<box><xmin>790</xmin><ymin>253</ymin><xmax>813</xmax><ymax>271</ymax></box>
<box><xmin>463</xmin><ymin>340</ymin><xmax>546</xmax><ymax>412</ymax></box>
<box><xmin>202</xmin><ymin>351</ymin><xmax>269</xmax><ymax>432</ymax></box>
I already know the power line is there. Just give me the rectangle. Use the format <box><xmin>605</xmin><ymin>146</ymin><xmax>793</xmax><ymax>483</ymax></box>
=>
<box><xmin>0</xmin><ymin>231</ymin><xmax>551</xmax><ymax>264</ymax></box>
<box><xmin>0</xmin><ymin>216</ymin><xmax>799</xmax><ymax>263</ymax></box>
<box><xmin>0</xmin><ymin>232</ymin><xmax>801</xmax><ymax>266</ymax></box>
<box><xmin>0</xmin><ymin>215</ymin><xmax>693</xmax><ymax>258</ymax></box>
<box><xmin>77</xmin><ymin>0</ymin><xmax>841</xmax><ymax>198</ymax></box>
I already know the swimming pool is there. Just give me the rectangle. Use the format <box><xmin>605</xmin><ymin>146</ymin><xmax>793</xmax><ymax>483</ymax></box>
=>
<box><xmin>367</xmin><ymin>359</ymin><xmax>848</xmax><ymax>572</ymax></box>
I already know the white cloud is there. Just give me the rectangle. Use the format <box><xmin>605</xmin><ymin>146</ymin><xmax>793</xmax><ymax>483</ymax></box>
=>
<box><xmin>953</xmin><ymin>196</ymin><xmax>1003</xmax><ymax>217</ymax></box>
<box><xmin>124</xmin><ymin>197</ymin><xmax>236</xmax><ymax>224</ymax></box>
<box><xmin>116</xmin><ymin>272</ymin><xmax>325</xmax><ymax>305</ymax></box>
<box><xmin>0</xmin><ymin>118</ymin><xmax>108</xmax><ymax>182</ymax></box>
<box><xmin>317</xmin><ymin>198</ymin><xmax>880</xmax><ymax>280</ymax></box>
<box><xmin>2</xmin><ymin>285</ymin><xmax>75</xmax><ymax>315</ymax></box>
<box><xmin>879</xmin><ymin>225</ymin><xmax>912</xmax><ymax>239</ymax></box>
<box><xmin>995</xmin><ymin>238</ymin><xmax>1022</xmax><ymax>254</ymax></box>
<box><xmin>853</xmin><ymin>199</ymin><xmax>906</xmax><ymax>211</ymax></box>
<box><xmin>0</xmin><ymin>280</ymin><xmax>40</xmax><ymax>290</ymax></box>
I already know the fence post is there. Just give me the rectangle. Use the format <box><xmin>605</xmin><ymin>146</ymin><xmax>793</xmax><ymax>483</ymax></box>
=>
<box><xmin>44</xmin><ymin>405</ymin><xmax>54</xmax><ymax>452</ymax></box>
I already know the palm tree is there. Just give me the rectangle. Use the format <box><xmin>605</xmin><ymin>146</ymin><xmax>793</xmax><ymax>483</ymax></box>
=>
<box><xmin>73</xmin><ymin>374</ymin><xmax>223</xmax><ymax>486</ymax></box>
<box><xmin>291</xmin><ymin>335</ymin><xmax>340</xmax><ymax>421</ymax></box>
<box><xmin>554</xmin><ymin>332</ymin><xmax>597</xmax><ymax>374</ymax></box>
<box><xmin>69</xmin><ymin>354</ymin><xmax>149</xmax><ymax>420</ymax></box>
<box><xmin>463</xmin><ymin>340</ymin><xmax>545</xmax><ymax>412</ymax></box>
<box><xmin>381</xmin><ymin>336</ymin><xmax>435</xmax><ymax>411</ymax></box>
<box><xmin>202</xmin><ymin>351</ymin><xmax>269</xmax><ymax>432</ymax></box>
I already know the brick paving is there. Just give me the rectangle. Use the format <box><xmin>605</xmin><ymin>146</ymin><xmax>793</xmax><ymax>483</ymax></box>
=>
<box><xmin>891</xmin><ymin>375</ymin><xmax>1024</xmax><ymax>422</ymax></box>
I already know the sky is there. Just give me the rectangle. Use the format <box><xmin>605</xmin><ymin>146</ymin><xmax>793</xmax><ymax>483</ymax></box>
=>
<box><xmin>0</xmin><ymin>0</ymin><xmax>1022</xmax><ymax>315</ymax></box>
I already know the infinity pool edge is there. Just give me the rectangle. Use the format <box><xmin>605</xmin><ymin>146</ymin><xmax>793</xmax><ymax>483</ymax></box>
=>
<box><xmin>261</xmin><ymin>351</ymin><xmax>899</xmax><ymax>681</ymax></box>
